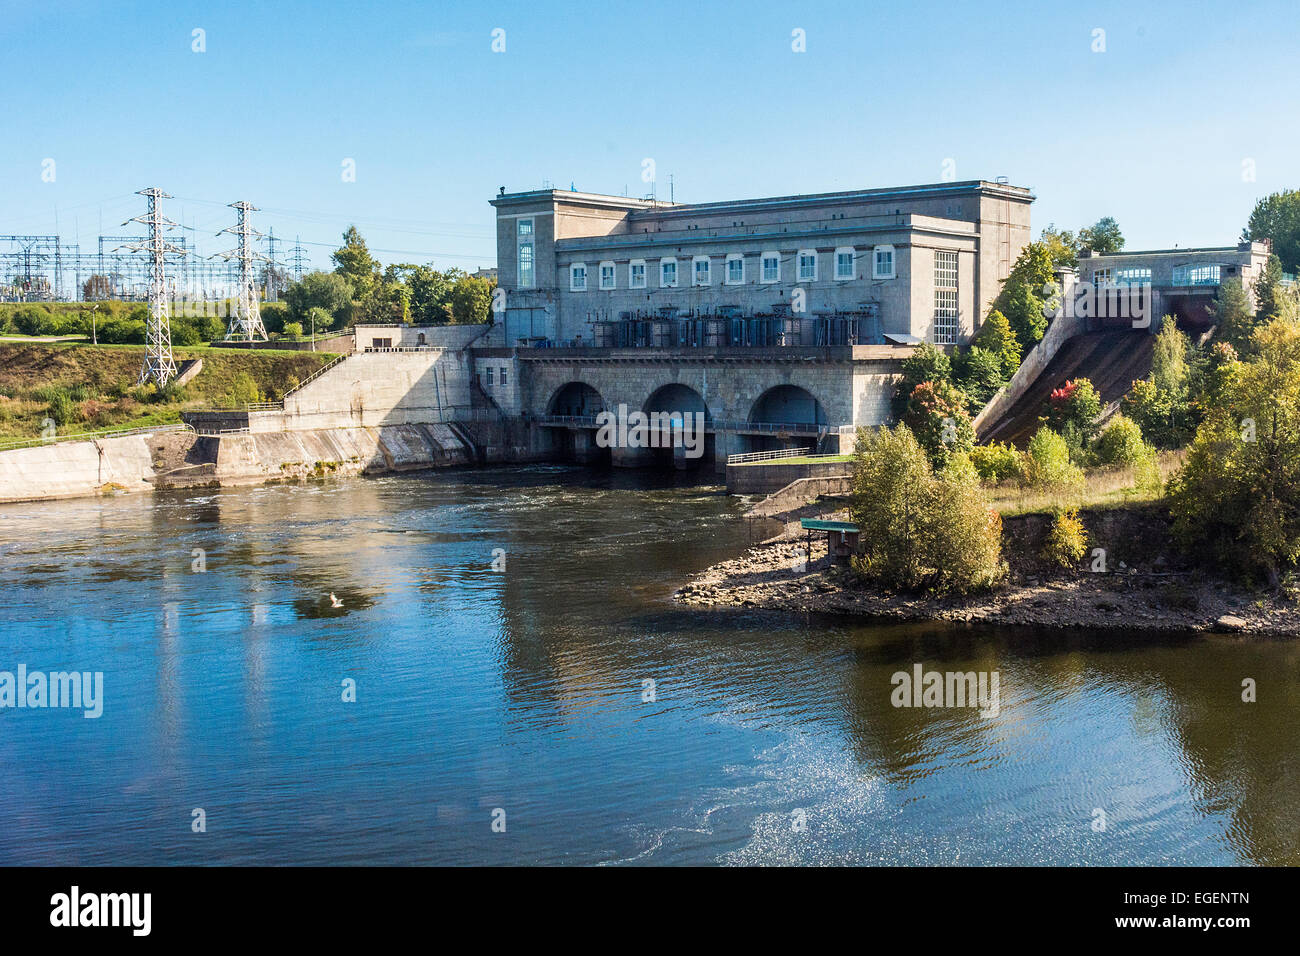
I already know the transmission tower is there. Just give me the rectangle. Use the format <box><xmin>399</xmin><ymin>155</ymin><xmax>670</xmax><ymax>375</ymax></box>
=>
<box><xmin>262</xmin><ymin>227</ymin><xmax>282</xmax><ymax>302</ymax></box>
<box><xmin>212</xmin><ymin>201</ymin><xmax>268</xmax><ymax>342</ymax></box>
<box><xmin>287</xmin><ymin>236</ymin><xmax>308</xmax><ymax>281</ymax></box>
<box><xmin>121</xmin><ymin>188</ymin><xmax>186</xmax><ymax>386</ymax></box>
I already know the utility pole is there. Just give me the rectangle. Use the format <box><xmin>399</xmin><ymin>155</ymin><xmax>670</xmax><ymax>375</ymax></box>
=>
<box><xmin>121</xmin><ymin>188</ymin><xmax>185</xmax><ymax>386</ymax></box>
<box><xmin>288</xmin><ymin>236</ymin><xmax>307</xmax><ymax>282</ymax></box>
<box><xmin>212</xmin><ymin>201</ymin><xmax>268</xmax><ymax>342</ymax></box>
<box><xmin>263</xmin><ymin>227</ymin><xmax>281</xmax><ymax>302</ymax></box>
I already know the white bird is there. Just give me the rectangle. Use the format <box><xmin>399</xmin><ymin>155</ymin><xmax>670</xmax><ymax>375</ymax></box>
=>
<box><xmin>329</xmin><ymin>593</ymin><xmax>344</xmax><ymax>608</ymax></box>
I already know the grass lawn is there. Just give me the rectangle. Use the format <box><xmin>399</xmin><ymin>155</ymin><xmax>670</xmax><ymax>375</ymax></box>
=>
<box><xmin>984</xmin><ymin>450</ymin><xmax>1185</xmax><ymax>516</ymax></box>
<box><xmin>0</xmin><ymin>341</ymin><xmax>339</xmax><ymax>443</ymax></box>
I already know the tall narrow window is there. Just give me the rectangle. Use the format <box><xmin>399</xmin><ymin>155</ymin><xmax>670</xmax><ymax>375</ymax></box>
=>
<box><xmin>570</xmin><ymin>263</ymin><xmax>587</xmax><ymax>292</ymax></box>
<box><xmin>761</xmin><ymin>252</ymin><xmax>780</xmax><ymax>283</ymax></box>
<box><xmin>517</xmin><ymin>218</ymin><xmax>535</xmax><ymax>288</ymax></box>
<box><xmin>933</xmin><ymin>250</ymin><xmax>959</xmax><ymax>345</ymax></box>
<box><xmin>518</xmin><ymin>243</ymin><xmax>534</xmax><ymax>288</ymax></box>
<box><xmin>486</xmin><ymin>367</ymin><xmax>494</xmax><ymax>386</ymax></box>
<box><xmin>599</xmin><ymin>261</ymin><xmax>616</xmax><ymax>290</ymax></box>
<box><xmin>630</xmin><ymin>259</ymin><xmax>646</xmax><ymax>288</ymax></box>
<box><xmin>726</xmin><ymin>254</ymin><xmax>744</xmax><ymax>284</ymax></box>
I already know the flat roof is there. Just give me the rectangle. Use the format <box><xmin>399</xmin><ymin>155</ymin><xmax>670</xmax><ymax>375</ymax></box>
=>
<box><xmin>492</xmin><ymin>180</ymin><xmax>1034</xmax><ymax>214</ymax></box>
<box><xmin>800</xmin><ymin>519</ymin><xmax>860</xmax><ymax>532</ymax></box>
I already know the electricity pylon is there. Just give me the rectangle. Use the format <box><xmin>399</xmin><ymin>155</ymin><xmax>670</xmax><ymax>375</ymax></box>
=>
<box><xmin>212</xmin><ymin>201</ymin><xmax>268</xmax><ymax>342</ymax></box>
<box><xmin>120</xmin><ymin>188</ymin><xmax>186</xmax><ymax>387</ymax></box>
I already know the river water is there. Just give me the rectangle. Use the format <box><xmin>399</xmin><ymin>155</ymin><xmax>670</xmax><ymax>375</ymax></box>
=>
<box><xmin>0</xmin><ymin>466</ymin><xmax>1295</xmax><ymax>865</ymax></box>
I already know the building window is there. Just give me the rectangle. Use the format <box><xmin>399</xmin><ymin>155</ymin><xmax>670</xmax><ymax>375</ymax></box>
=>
<box><xmin>499</xmin><ymin>367</ymin><xmax>508</xmax><ymax>387</ymax></box>
<box><xmin>1093</xmin><ymin>268</ymin><xmax>1114</xmax><ymax>286</ymax></box>
<box><xmin>660</xmin><ymin>258</ymin><xmax>678</xmax><ymax>288</ymax></box>
<box><xmin>835</xmin><ymin>247</ymin><xmax>855</xmax><ymax>280</ymax></box>
<box><xmin>517</xmin><ymin>218</ymin><xmax>533</xmax><ymax>238</ymax></box>
<box><xmin>726</xmin><ymin>254</ymin><xmax>744</xmax><ymax>284</ymax></box>
<box><xmin>873</xmin><ymin>245</ymin><xmax>895</xmax><ymax>279</ymax></box>
<box><xmin>486</xmin><ymin>367</ymin><xmax>494</xmax><ymax>386</ymax></box>
<box><xmin>933</xmin><ymin>250</ymin><xmax>959</xmax><ymax>345</ymax></box>
<box><xmin>761</xmin><ymin>251</ymin><xmax>780</xmax><ymax>283</ymax></box>
<box><xmin>599</xmin><ymin>261</ymin><xmax>616</xmax><ymax>290</ymax></box>
<box><xmin>798</xmin><ymin>250</ymin><xmax>817</xmax><ymax>282</ymax></box>
<box><xmin>1172</xmin><ymin>264</ymin><xmax>1221</xmax><ymax>286</ymax></box>
<box><xmin>518</xmin><ymin>243</ymin><xmax>534</xmax><ymax>288</ymax></box>
<box><xmin>629</xmin><ymin>259</ymin><xmax>646</xmax><ymax>288</ymax></box>
<box><xmin>1115</xmin><ymin>267</ymin><xmax>1152</xmax><ymax>284</ymax></box>
<box><xmin>570</xmin><ymin>263</ymin><xmax>587</xmax><ymax>292</ymax></box>
<box><xmin>693</xmin><ymin>256</ymin><xmax>711</xmax><ymax>286</ymax></box>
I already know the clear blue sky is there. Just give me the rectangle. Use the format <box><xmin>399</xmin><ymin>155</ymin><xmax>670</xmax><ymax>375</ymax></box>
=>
<box><xmin>5</xmin><ymin>0</ymin><xmax>1298</xmax><ymax>273</ymax></box>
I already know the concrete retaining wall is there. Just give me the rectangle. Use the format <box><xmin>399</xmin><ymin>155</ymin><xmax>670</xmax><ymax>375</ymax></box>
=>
<box><xmin>266</xmin><ymin>350</ymin><xmax>474</xmax><ymax>432</ymax></box>
<box><xmin>0</xmin><ymin>424</ymin><xmax>474</xmax><ymax>504</ymax></box>
<box><xmin>974</xmin><ymin>308</ymin><xmax>1086</xmax><ymax>437</ymax></box>
<box><xmin>746</xmin><ymin>474</ymin><xmax>853</xmax><ymax>516</ymax></box>
<box><xmin>726</xmin><ymin>459</ymin><xmax>853</xmax><ymax>495</ymax></box>
<box><xmin>0</xmin><ymin>434</ymin><xmax>158</xmax><ymax>503</ymax></box>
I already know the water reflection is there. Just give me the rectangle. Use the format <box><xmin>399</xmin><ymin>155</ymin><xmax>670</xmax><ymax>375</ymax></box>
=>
<box><xmin>0</xmin><ymin>468</ymin><xmax>1294</xmax><ymax>865</ymax></box>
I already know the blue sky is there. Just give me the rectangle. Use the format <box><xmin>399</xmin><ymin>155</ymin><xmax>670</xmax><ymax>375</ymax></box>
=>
<box><xmin>4</xmin><ymin>0</ymin><xmax>1298</xmax><ymax>273</ymax></box>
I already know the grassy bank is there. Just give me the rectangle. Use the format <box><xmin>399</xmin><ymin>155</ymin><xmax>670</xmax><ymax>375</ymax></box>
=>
<box><xmin>984</xmin><ymin>450</ymin><xmax>1185</xmax><ymax>517</ymax></box>
<box><xmin>0</xmin><ymin>341</ymin><xmax>337</xmax><ymax>442</ymax></box>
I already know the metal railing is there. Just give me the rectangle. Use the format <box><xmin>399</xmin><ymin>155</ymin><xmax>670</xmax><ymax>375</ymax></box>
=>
<box><xmin>279</xmin><ymin>352</ymin><xmax>350</xmax><ymax>402</ymax></box>
<box><xmin>0</xmin><ymin>422</ymin><xmax>194</xmax><ymax>452</ymax></box>
<box><xmin>726</xmin><ymin>446</ymin><xmax>812</xmax><ymax>464</ymax></box>
<box><xmin>533</xmin><ymin>414</ymin><xmax>853</xmax><ymax>436</ymax></box>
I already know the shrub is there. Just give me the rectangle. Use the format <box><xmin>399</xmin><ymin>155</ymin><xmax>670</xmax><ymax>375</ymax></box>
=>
<box><xmin>12</xmin><ymin>305</ymin><xmax>55</xmax><ymax>336</ymax></box>
<box><xmin>902</xmin><ymin>379</ymin><xmax>975</xmax><ymax>468</ymax></box>
<box><xmin>1021</xmin><ymin>426</ymin><xmax>1084</xmax><ymax>489</ymax></box>
<box><xmin>170</xmin><ymin>320</ymin><xmax>201</xmax><ymax>347</ymax></box>
<box><xmin>47</xmin><ymin>389</ymin><xmax>75</xmax><ymax>425</ymax></box>
<box><xmin>1093</xmin><ymin>415</ymin><xmax>1153</xmax><ymax>467</ymax></box>
<box><xmin>97</xmin><ymin>317</ymin><xmax>146</xmax><ymax>344</ymax></box>
<box><xmin>850</xmin><ymin>424</ymin><xmax>1004</xmax><ymax>595</ymax></box>
<box><xmin>225</xmin><ymin>371</ymin><xmax>263</xmax><ymax>406</ymax></box>
<box><xmin>1043</xmin><ymin>509</ymin><xmax>1088</xmax><ymax>568</ymax></box>
<box><xmin>969</xmin><ymin>441</ymin><xmax>1023</xmax><ymax>483</ymax></box>
<box><xmin>283</xmin><ymin>321</ymin><xmax>304</xmax><ymax>338</ymax></box>
<box><xmin>951</xmin><ymin>345</ymin><xmax>1005</xmax><ymax>414</ymax></box>
<box><xmin>260</xmin><ymin>301</ymin><xmax>289</xmax><ymax>335</ymax></box>
<box><xmin>1045</xmin><ymin>378</ymin><xmax>1102</xmax><ymax>445</ymax></box>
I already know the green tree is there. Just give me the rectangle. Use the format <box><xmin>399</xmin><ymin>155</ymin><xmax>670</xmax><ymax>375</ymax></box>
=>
<box><xmin>331</xmin><ymin>226</ymin><xmax>379</xmax><ymax>300</ymax></box>
<box><xmin>971</xmin><ymin>308</ymin><xmax>1022</xmax><ymax>379</ymax></box>
<box><xmin>448</xmin><ymin>274</ymin><xmax>494</xmax><ymax>324</ymax></box>
<box><xmin>1210</xmin><ymin>280</ymin><xmax>1257</xmax><ymax>353</ymax></box>
<box><xmin>282</xmin><ymin>271</ymin><xmax>354</xmax><ymax>324</ymax></box>
<box><xmin>1044</xmin><ymin>377</ymin><xmax>1102</xmax><ymax>451</ymax></box>
<box><xmin>1166</xmin><ymin>316</ymin><xmax>1300</xmax><ymax>583</ymax></box>
<box><xmin>1078</xmin><ymin>216</ymin><xmax>1125</xmax><ymax>255</ymax></box>
<box><xmin>283</xmin><ymin>321</ymin><xmax>303</xmax><ymax>338</ymax></box>
<box><xmin>891</xmin><ymin>342</ymin><xmax>952</xmax><ymax>416</ymax></box>
<box><xmin>992</xmin><ymin>243</ymin><xmax>1055</xmax><ymax>353</ymax></box>
<box><xmin>951</xmin><ymin>345</ymin><xmax>1004</xmax><ymax>414</ymax></box>
<box><xmin>1039</xmin><ymin>224</ymin><xmax>1079</xmax><ymax>269</ymax></box>
<box><xmin>1245</xmin><ymin>189</ymin><xmax>1300</xmax><ymax>273</ymax></box>
<box><xmin>1252</xmin><ymin>253</ymin><xmax>1290</xmax><ymax>321</ymax></box>
<box><xmin>849</xmin><ymin>424</ymin><xmax>1003</xmax><ymax>594</ymax></box>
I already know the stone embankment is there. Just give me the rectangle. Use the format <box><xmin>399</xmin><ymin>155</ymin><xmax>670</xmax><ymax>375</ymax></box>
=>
<box><xmin>0</xmin><ymin>422</ymin><xmax>483</xmax><ymax>504</ymax></box>
<box><xmin>677</xmin><ymin>494</ymin><xmax>1299</xmax><ymax>637</ymax></box>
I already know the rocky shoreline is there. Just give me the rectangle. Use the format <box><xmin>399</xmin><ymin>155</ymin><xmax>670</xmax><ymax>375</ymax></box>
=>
<box><xmin>675</xmin><ymin>509</ymin><xmax>1300</xmax><ymax>638</ymax></box>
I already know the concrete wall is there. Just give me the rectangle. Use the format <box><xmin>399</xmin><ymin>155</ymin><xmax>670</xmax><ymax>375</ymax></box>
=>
<box><xmin>0</xmin><ymin>434</ymin><xmax>157</xmax><ymax>503</ymax></box>
<box><xmin>268</xmin><ymin>350</ymin><xmax>474</xmax><ymax>432</ymax></box>
<box><xmin>726</xmin><ymin>461</ymin><xmax>853</xmax><ymax>495</ymax></box>
<box><xmin>746</xmin><ymin>474</ymin><xmax>854</xmax><ymax>515</ymax></box>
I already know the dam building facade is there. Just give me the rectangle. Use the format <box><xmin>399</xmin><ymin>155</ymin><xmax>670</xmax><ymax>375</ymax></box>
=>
<box><xmin>343</xmin><ymin>179</ymin><xmax>1036</xmax><ymax>472</ymax></box>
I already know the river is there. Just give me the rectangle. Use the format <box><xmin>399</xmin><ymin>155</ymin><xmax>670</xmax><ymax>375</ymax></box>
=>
<box><xmin>0</xmin><ymin>466</ymin><xmax>1296</xmax><ymax>865</ymax></box>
